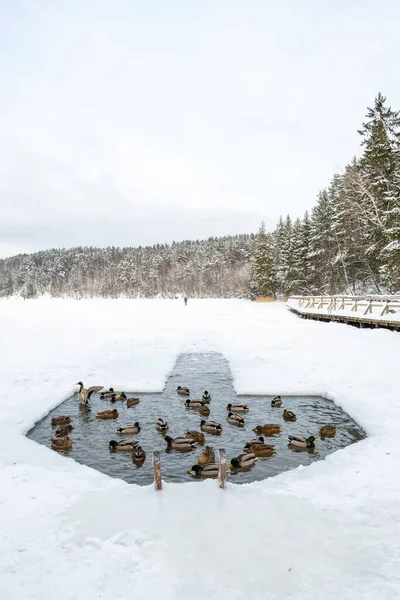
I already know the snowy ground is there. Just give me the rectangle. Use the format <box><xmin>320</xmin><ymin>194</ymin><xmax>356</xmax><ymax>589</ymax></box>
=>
<box><xmin>1</xmin><ymin>298</ymin><xmax>400</xmax><ymax>600</ymax></box>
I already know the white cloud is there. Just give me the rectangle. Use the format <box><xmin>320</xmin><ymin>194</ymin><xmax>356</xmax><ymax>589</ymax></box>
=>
<box><xmin>1</xmin><ymin>0</ymin><xmax>400</xmax><ymax>257</ymax></box>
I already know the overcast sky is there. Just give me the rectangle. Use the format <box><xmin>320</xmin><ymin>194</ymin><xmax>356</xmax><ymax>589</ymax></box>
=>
<box><xmin>1</xmin><ymin>0</ymin><xmax>399</xmax><ymax>258</ymax></box>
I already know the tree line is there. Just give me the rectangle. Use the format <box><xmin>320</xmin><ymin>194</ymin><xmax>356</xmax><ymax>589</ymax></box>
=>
<box><xmin>0</xmin><ymin>235</ymin><xmax>255</xmax><ymax>298</ymax></box>
<box><xmin>1</xmin><ymin>94</ymin><xmax>399</xmax><ymax>299</ymax></box>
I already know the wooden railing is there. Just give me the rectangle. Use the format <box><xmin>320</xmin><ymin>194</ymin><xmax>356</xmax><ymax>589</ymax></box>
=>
<box><xmin>286</xmin><ymin>295</ymin><xmax>400</xmax><ymax>331</ymax></box>
<box><xmin>287</xmin><ymin>295</ymin><xmax>400</xmax><ymax>318</ymax></box>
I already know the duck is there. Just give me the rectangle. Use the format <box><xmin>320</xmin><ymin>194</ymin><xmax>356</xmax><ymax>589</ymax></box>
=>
<box><xmin>247</xmin><ymin>443</ymin><xmax>275</xmax><ymax>457</ymax></box>
<box><xmin>288</xmin><ymin>435</ymin><xmax>317</xmax><ymax>449</ymax></box>
<box><xmin>51</xmin><ymin>436</ymin><xmax>72</xmax><ymax>451</ymax></box>
<box><xmin>197</xmin><ymin>445</ymin><xmax>216</xmax><ymax>465</ymax></box>
<box><xmin>271</xmin><ymin>396</ymin><xmax>282</xmax><ymax>407</ymax></box>
<box><xmin>229</xmin><ymin>453</ymin><xmax>257</xmax><ymax>470</ymax></box>
<box><xmin>156</xmin><ymin>418</ymin><xmax>169</xmax><ymax>432</ymax></box>
<box><xmin>76</xmin><ymin>382</ymin><xmax>103</xmax><ymax>405</ymax></box>
<box><xmin>253</xmin><ymin>424</ymin><xmax>281</xmax><ymax>435</ymax></box>
<box><xmin>188</xmin><ymin>463</ymin><xmax>219</xmax><ymax>478</ymax></box>
<box><xmin>96</xmin><ymin>409</ymin><xmax>119</xmax><ymax>420</ymax></box>
<box><xmin>227</xmin><ymin>412</ymin><xmax>245</xmax><ymax>427</ymax></box>
<box><xmin>116</xmin><ymin>422</ymin><xmax>141</xmax><ymax>434</ymax></box>
<box><xmin>319</xmin><ymin>425</ymin><xmax>337</xmax><ymax>437</ymax></box>
<box><xmin>200</xmin><ymin>420</ymin><xmax>222</xmax><ymax>434</ymax></box>
<box><xmin>283</xmin><ymin>410</ymin><xmax>296</xmax><ymax>422</ymax></box>
<box><xmin>185</xmin><ymin>430</ymin><xmax>206</xmax><ymax>444</ymax></box>
<box><xmin>127</xmin><ymin>397</ymin><xmax>140</xmax><ymax>407</ymax></box>
<box><xmin>132</xmin><ymin>446</ymin><xmax>146</xmax><ymax>464</ymax></box>
<box><xmin>163</xmin><ymin>435</ymin><xmax>196</xmax><ymax>451</ymax></box>
<box><xmin>100</xmin><ymin>387</ymin><xmax>116</xmax><ymax>399</ymax></box>
<box><xmin>111</xmin><ymin>392</ymin><xmax>127</xmax><ymax>402</ymax></box>
<box><xmin>244</xmin><ymin>436</ymin><xmax>265</xmax><ymax>450</ymax></box>
<box><xmin>55</xmin><ymin>424</ymin><xmax>73</xmax><ymax>437</ymax></box>
<box><xmin>177</xmin><ymin>386</ymin><xmax>190</xmax><ymax>396</ymax></box>
<box><xmin>51</xmin><ymin>416</ymin><xmax>71</xmax><ymax>426</ymax></box>
<box><xmin>185</xmin><ymin>399</ymin><xmax>205</xmax><ymax>409</ymax></box>
<box><xmin>202</xmin><ymin>391</ymin><xmax>212</xmax><ymax>404</ymax></box>
<box><xmin>226</xmin><ymin>403</ymin><xmax>249</xmax><ymax>413</ymax></box>
<box><xmin>198</xmin><ymin>405</ymin><xmax>210</xmax><ymax>416</ymax></box>
<box><xmin>108</xmin><ymin>439</ymin><xmax>139</xmax><ymax>451</ymax></box>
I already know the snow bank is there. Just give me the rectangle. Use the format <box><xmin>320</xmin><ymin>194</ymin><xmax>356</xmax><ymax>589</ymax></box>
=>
<box><xmin>1</xmin><ymin>298</ymin><xmax>400</xmax><ymax>600</ymax></box>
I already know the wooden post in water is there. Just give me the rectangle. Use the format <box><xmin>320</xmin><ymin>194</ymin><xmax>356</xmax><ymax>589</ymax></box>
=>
<box><xmin>153</xmin><ymin>451</ymin><xmax>162</xmax><ymax>490</ymax></box>
<box><xmin>219</xmin><ymin>448</ymin><xmax>227</xmax><ymax>489</ymax></box>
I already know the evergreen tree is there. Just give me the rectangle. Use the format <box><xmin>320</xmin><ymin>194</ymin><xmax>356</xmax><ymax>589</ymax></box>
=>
<box><xmin>253</xmin><ymin>222</ymin><xmax>276</xmax><ymax>298</ymax></box>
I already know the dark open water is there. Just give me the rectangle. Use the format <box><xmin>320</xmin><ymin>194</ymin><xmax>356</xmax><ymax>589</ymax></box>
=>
<box><xmin>27</xmin><ymin>352</ymin><xmax>365</xmax><ymax>485</ymax></box>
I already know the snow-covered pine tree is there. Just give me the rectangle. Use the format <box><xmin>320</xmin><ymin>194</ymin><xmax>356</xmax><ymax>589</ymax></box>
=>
<box><xmin>254</xmin><ymin>221</ymin><xmax>276</xmax><ymax>298</ymax></box>
<box><xmin>288</xmin><ymin>218</ymin><xmax>305</xmax><ymax>294</ymax></box>
<box><xmin>309</xmin><ymin>189</ymin><xmax>338</xmax><ymax>294</ymax></box>
<box><xmin>357</xmin><ymin>93</ymin><xmax>400</xmax><ymax>290</ymax></box>
<box><xmin>380</xmin><ymin>167</ymin><xmax>400</xmax><ymax>292</ymax></box>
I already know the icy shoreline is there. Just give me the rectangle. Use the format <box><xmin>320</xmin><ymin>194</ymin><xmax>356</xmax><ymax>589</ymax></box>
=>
<box><xmin>1</xmin><ymin>299</ymin><xmax>399</xmax><ymax>599</ymax></box>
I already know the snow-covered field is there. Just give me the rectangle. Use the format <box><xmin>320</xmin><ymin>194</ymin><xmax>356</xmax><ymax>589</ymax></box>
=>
<box><xmin>1</xmin><ymin>298</ymin><xmax>400</xmax><ymax>600</ymax></box>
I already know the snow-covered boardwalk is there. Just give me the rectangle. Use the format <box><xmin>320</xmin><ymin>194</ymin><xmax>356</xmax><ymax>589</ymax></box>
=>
<box><xmin>287</xmin><ymin>295</ymin><xmax>400</xmax><ymax>331</ymax></box>
<box><xmin>1</xmin><ymin>298</ymin><xmax>400</xmax><ymax>600</ymax></box>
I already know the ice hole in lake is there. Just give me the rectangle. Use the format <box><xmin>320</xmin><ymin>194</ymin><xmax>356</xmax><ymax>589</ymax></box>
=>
<box><xmin>27</xmin><ymin>352</ymin><xmax>366</xmax><ymax>485</ymax></box>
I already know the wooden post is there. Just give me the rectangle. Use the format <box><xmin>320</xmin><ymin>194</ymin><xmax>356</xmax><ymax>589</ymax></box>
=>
<box><xmin>218</xmin><ymin>448</ymin><xmax>227</xmax><ymax>489</ymax></box>
<box><xmin>153</xmin><ymin>451</ymin><xmax>162</xmax><ymax>490</ymax></box>
<box><xmin>363</xmin><ymin>300</ymin><xmax>372</xmax><ymax>315</ymax></box>
<box><xmin>380</xmin><ymin>300</ymin><xmax>389</xmax><ymax>317</ymax></box>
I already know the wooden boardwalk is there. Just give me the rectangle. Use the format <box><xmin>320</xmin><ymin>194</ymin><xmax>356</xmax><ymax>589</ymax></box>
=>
<box><xmin>287</xmin><ymin>295</ymin><xmax>400</xmax><ymax>332</ymax></box>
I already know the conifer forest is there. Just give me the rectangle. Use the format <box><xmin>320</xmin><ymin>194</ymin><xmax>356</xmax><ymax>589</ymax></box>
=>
<box><xmin>1</xmin><ymin>94</ymin><xmax>399</xmax><ymax>298</ymax></box>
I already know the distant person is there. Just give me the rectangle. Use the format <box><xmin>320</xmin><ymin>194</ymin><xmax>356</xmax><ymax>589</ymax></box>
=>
<box><xmin>184</xmin><ymin>297</ymin><xmax>188</xmax><ymax>306</ymax></box>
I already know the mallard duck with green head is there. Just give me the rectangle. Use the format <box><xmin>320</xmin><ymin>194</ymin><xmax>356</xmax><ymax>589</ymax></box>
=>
<box><xmin>76</xmin><ymin>382</ymin><xmax>103</xmax><ymax>405</ymax></box>
<box><xmin>177</xmin><ymin>386</ymin><xmax>190</xmax><ymax>396</ymax></box>
<box><xmin>163</xmin><ymin>435</ymin><xmax>196</xmax><ymax>451</ymax></box>
<box><xmin>185</xmin><ymin>399</ymin><xmax>205</xmax><ymax>409</ymax></box>
<box><xmin>108</xmin><ymin>439</ymin><xmax>138</xmax><ymax>451</ymax></box>
<box><xmin>111</xmin><ymin>392</ymin><xmax>127</xmax><ymax>402</ymax></box>
<box><xmin>188</xmin><ymin>463</ymin><xmax>219</xmax><ymax>478</ymax></box>
<box><xmin>288</xmin><ymin>435</ymin><xmax>317</xmax><ymax>449</ymax></box>
<box><xmin>229</xmin><ymin>453</ymin><xmax>257</xmax><ymax>470</ymax></box>
<box><xmin>271</xmin><ymin>396</ymin><xmax>282</xmax><ymax>407</ymax></box>
<box><xmin>200</xmin><ymin>420</ymin><xmax>222</xmax><ymax>434</ymax></box>
<box><xmin>244</xmin><ymin>436</ymin><xmax>265</xmax><ymax>449</ymax></box>
<box><xmin>100</xmin><ymin>388</ymin><xmax>116</xmax><ymax>399</ymax></box>
<box><xmin>227</xmin><ymin>412</ymin><xmax>245</xmax><ymax>427</ymax></box>
<box><xmin>156</xmin><ymin>418</ymin><xmax>168</xmax><ymax>432</ymax></box>
<box><xmin>116</xmin><ymin>422</ymin><xmax>141</xmax><ymax>434</ymax></box>
<box><xmin>226</xmin><ymin>403</ymin><xmax>249</xmax><ymax>413</ymax></box>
